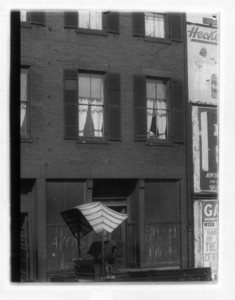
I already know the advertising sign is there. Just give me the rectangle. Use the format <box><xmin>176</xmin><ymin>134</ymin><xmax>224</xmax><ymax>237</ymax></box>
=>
<box><xmin>194</xmin><ymin>200</ymin><xmax>218</xmax><ymax>281</ymax></box>
<box><xmin>192</xmin><ymin>106</ymin><xmax>218</xmax><ymax>193</ymax></box>
<box><xmin>187</xmin><ymin>24</ymin><xmax>218</xmax><ymax>104</ymax></box>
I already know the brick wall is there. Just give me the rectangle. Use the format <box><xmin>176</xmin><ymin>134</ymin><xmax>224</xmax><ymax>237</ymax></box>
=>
<box><xmin>21</xmin><ymin>12</ymin><xmax>186</xmax><ymax>178</ymax></box>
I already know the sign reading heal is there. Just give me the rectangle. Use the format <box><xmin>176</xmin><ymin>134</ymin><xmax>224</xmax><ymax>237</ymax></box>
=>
<box><xmin>187</xmin><ymin>24</ymin><xmax>218</xmax><ymax>104</ymax></box>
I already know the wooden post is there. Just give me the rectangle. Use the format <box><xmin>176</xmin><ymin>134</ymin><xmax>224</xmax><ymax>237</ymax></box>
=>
<box><xmin>101</xmin><ymin>232</ymin><xmax>105</xmax><ymax>278</ymax></box>
<box><xmin>77</xmin><ymin>222</ymin><xmax>81</xmax><ymax>259</ymax></box>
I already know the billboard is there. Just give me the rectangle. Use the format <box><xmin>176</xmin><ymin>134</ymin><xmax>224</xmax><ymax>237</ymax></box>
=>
<box><xmin>192</xmin><ymin>106</ymin><xmax>218</xmax><ymax>193</ymax></box>
<box><xmin>187</xmin><ymin>24</ymin><xmax>219</xmax><ymax>104</ymax></box>
<box><xmin>194</xmin><ymin>200</ymin><xmax>218</xmax><ymax>281</ymax></box>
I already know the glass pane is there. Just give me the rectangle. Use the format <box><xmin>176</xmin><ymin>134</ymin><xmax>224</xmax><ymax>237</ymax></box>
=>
<box><xmin>154</xmin><ymin>14</ymin><xmax>165</xmax><ymax>38</ymax></box>
<box><xmin>156</xmin><ymin>80</ymin><xmax>166</xmax><ymax>100</ymax></box>
<box><xmin>145</xmin><ymin>13</ymin><xmax>154</xmax><ymax>37</ymax></box>
<box><xmin>21</xmin><ymin>69</ymin><xmax>27</xmax><ymax>102</ymax></box>
<box><xmin>20</xmin><ymin>103</ymin><xmax>27</xmax><ymax>130</ymax></box>
<box><xmin>91</xmin><ymin>105</ymin><xmax>104</xmax><ymax>137</ymax></box>
<box><xmin>78</xmin><ymin>11</ymin><xmax>90</xmax><ymax>28</ymax></box>
<box><xmin>79</xmin><ymin>73</ymin><xmax>90</xmax><ymax>98</ymax></box>
<box><xmin>90</xmin><ymin>11</ymin><xmax>102</xmax><ymax>30</ymax></box>
<box><xmin>21</xmin><ymin>11</ymin><xmax>27</xmax><ymax>22</ymax></box>
<box><xmin>21</xmin><ymin>69</ymin><xmax>28</xmax><ymax>132</ymax></box>
<box><xmin>147</xmin><ymin>80</ymin><xmax>156</xmax><ymax>99</ymax></box>
<box><xmin>91</xmin><ymin>74</ymin><xmax>104</xmax><ymax>102</ymax></box>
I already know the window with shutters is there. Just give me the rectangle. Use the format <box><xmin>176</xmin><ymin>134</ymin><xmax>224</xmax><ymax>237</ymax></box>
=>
<box><xmin>64</xmin><ymin>70</ymin><xmax>121</xmax><ymax>142</ymax></box>
<box><xmin>133</xmin><ymin>12</ymin><xmax>183</xmax><ymax>43</ymax></box>
<box><xmin>20</xmin><ymin>11</ymin><xmax>45</xmax><ymax>26</ymax></box>
<box><xmin>146</xmin><ymin>79</ymin><xmax>169</xmax><ymax>140</ymax></box>
<box><xmin>21</xmin><ymin>68</ymin><xmax>30</xmax><ymax>139</ymax></box>
<box><xmin>133</xmin><ymin>75</ymin><xmax>185</xmax><ymax>144</ymax></box>
<box><xmin>78</xmin><ymin>11</ymin><xmax>103</xmax><ymax>30</ymax></box>
<box><xmin>64</xmin><ymin>11</ymin><xmax>119</xmax><ymax>35</ymax></box>
<box><xmin>145</xmin><ymin>13</ymin><xmax>167</xmax><ymax>39</ymax></box>
<box><xmin>78</xmin><ymin>73</ymin><xmax>104</xmax><ymax>138</ymax></box>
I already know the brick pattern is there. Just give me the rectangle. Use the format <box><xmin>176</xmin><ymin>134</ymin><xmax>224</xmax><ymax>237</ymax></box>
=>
<box><xmin>21</xmin><ymin>12</ymin><xmax>186</xmax><ymax>175</ymax></box>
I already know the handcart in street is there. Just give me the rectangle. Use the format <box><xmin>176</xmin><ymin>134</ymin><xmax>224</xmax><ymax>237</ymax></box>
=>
<box><xmin>61</xmin><ymin>202</ymin><xmax>127</xmax><ymax>281</ymax></box>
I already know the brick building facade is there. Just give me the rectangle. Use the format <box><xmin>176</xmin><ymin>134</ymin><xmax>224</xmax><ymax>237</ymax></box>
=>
<box><xmin>17</xmin><ymin>11</ymin><xmax>197</xmax><ymax>282</ymax></box>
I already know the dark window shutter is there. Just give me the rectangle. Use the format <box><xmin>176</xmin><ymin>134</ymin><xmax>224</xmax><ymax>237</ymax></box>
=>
<box><xmin>106</xmin><ymin>12</ymin><xmax>119</xmax><ymax>34</ymax></box>
<box><xmin>133</xmin><ymin>75</ymin><xmax>146</xmax><ymax>141</ymax></box>
<box><xmin>107</xmin><ymin>73</ymin><xmax>121</xmax><ymax>141</ymax></box>
<box><xmin>64</xmin><ymin>12</ymin><xmax>78</xmax><ymax>28</ymax></box>
<box><xmin>132</xmin><ymin>13</ymin><xmax>145</xmax><ymax>36</ymax></box>
<box><xmin>30</xmin><ymin>12</ymin><xmax>45</xmax><ymax>26</ymax></box>
<box><xmin>171</xmin><ymin>79</ymin><xmax>185</xmax><ymax>143</ymax></box>
<box><xmin>64</xmin><ymin>70</ymin><xmax>78</xmax><ymax>139</ymax></box>
<box><xmin>169</xmin><ymin>13</ymin><xmax>183</xmax><ymax>42</ymax></box>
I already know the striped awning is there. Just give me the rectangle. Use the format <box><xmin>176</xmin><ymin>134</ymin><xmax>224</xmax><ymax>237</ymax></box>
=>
<box><xmin>61</xmin><ymin>202</ymin><xmax>127</xmax><ymax>239</ymax></box>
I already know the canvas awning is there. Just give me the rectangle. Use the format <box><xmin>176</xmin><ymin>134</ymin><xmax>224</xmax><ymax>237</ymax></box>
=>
<box><xmin>61</xmin><ymin>202</ymin><xmax>127</xmax><ymax>239</ymax></box>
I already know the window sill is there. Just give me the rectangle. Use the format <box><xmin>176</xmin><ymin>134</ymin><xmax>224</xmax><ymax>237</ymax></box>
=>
<box><xmin>21</xmin><ymin>22</ymin><xmax>32</xmax><ymax>28</ymax></box>
<box><xmin>144</xmin><ymin>37</ymin><xmax>172</xmax><ymax>44</ymax></box>
<box><xmin>77</xmin><ymin>139</ymin><xmax>109</xmax><ymax>145</ymax></box>
<box><xmin>146</xmin><ymin>140</ymin><xmax>174</xmax><ymax>147</ymax></box>
<box><xmin>21</xmin><ymin>136</ymin><xmax>33</xmax><ymax>143</ymax></box>
<box><xmin>76</xmin><ymin>28</ymin><xmax>107</xmax><ymax>36</ymax></box>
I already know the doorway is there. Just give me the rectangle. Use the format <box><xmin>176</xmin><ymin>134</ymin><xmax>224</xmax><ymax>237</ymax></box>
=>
<box><xmin>93</xmin><ymin>199</ymin><xmax>127</xmax><ymax>269</ymax></box>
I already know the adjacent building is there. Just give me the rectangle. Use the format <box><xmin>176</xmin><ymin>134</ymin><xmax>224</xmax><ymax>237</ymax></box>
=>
<box><xmin>186</xmin><ymin>13</ymin><xmax>219</xmax><ymax>280</ymax></box>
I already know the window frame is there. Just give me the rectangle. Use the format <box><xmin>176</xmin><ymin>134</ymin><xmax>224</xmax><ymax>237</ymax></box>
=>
<box><xmin>144</xmin><ymin>12</ymin><xmax>169</xmax><ymax>41</ymax></box>
<box><xmin>20</xmin><ymin>11</ymin><xmax>32</xmax><ymax>27</ymax></box>
<box><xmin>64</xmin><ymin>11</ymin><xmax>120</xmax><ymax>36</ymax></box>
<box><xmin>20</xmin><ymin>66</ymin><xmax>31</xmax><ymax>141</ymax></box>
<box><xmin>76</xmin><ymin>11</ymin><xmax>106</xmax><ymax>35</ymax></box>
<box><xmin>145</xmin><ymin>77</ymin><xmax>172</xmax><ymax>144</ymax></box>
<box><xmin>77</xmin><ymin>70</ymin><xmax>107</xmax><ymax>143</ymax></box>
<box><xmin>20</xmin><ymin>11</ymin><xmax>46</xmax><ymax>27</ymax></box>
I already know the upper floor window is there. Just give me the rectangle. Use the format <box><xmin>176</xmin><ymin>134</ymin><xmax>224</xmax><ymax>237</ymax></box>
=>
<box><xmin>20</xmin><ymin>11</ymin><xmax>45</xmax><ymax>26</ymax></box>
<box><xmin>64</xmin><ymin>70</ymin><xmax>121</xmax><ymax>142</ymax></box>
<box><xmin>147</xmin><ymin>79</ymin><xmax>168</xmax><ymax>140</ymax></box>
<box><xmin>78</xmin><ymin>73</ymin><xmax>104</xmax><ymax>137</ymax></box>
<box><xmin>145</xmin><ymin>13</ymin><xmax>166</xmax><ymax>39</ymax></box>
<box><xmin>21</xmin><ymin>68</ymin><xmax>29</xmax><ymax>137</ymax></box>
<box><xmin>20</xmin><ymin>11</ymin><xmax>27</xmax><ymax>22</ymax></box>
<box><xmin>133</xmin><ymin>12</ymin><xmax>183</xmax><ymax>43</ymax></box>
<box><xmin>78</xmin><ymin>11</ymin><xmax>103</xmax><ymax>31</ymax></box>
<box><xmin>133</xmin><ymin>75</ymin><xmax>185</xmax><ymax>144</ymax></box>
<box><xmin>64</xmin><ymin>11</ymin><xmax>119</xmax><ymax>35</ymax></box>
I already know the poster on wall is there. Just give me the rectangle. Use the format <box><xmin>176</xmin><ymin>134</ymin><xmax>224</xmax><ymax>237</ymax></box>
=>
<box><xmin>192</xmin><ymin>106</ymin><xmax>218</xmax><ymax>193</ymax></box>
<box><xmin>187</xmin><ymin>24</ymin><xmax>219</xmax><ymax>105</ymax></box>
<box><xmin>194</xmin><ymin>200</ymin><xmax>218</xmax><ymax>281</ymax></box>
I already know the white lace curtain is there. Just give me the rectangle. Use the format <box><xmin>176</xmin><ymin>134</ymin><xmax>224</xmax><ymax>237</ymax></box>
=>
<box><xmin>147</xmin><ymin>80</ymin><xmax>167</xmax><ymax>139</ymax></box>
<box><xmin>145</xmin><ymin>13</ymin><xmax>165</xmax><ymax>38</ymax></box>
<box><xmin>20</xmin><ymin>69</ymin><xmax>27</xmax><ymax>129</ymax></box>
<box><xmin>78</xmin><ymin>74</ymin><xmax>104</xmax><ymax>137</ymax></box>
<box><xmin>78</xmin><ymin>11</ymin><xmax>102</xmax><ymax>30</ymax></box>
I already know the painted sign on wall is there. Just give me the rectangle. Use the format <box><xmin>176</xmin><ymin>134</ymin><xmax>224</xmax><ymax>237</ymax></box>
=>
<box><xmin>187</xmin><ymin>24</ymin><xmax>218</xmax><ymax>105</ymax></box>
<box><xmin>194</xmin><ymin>199</ymin><xmax>218</xmax><ymax>281</ymax></box>
<box><xmin>192</xmin><ymin>106</ymin><xmax>218</xmax><ymax>193</ymax></box>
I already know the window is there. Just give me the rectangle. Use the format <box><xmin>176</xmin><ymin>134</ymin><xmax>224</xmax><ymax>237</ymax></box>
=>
<box><xmin>132</xmin><ymin>13</ymin><xmax>183</xmax><ymax>42</ymax></box>
<box><xmin>78</xmin><ymin>11</ymin><xmax>103</xmax><ymax>30</ymax></box>
<box><xmin>145</xmin><ymin>13</ymin><xmax>166</xmax><ymax>39</ymax></box>
<box><xmin>64</xmin><ymin>11</ymin><xmax>119</xmax><ymax>34</ymax></box>
<box><xmin>147</xmin><ymin>79</ymin><xmax>168</xmax><ymax>140</ymax></box>
<box><xmin>21</xmin><ymin>68</ymin><xmax>29</xmax><ymax>137</ymax></box>
<box><xmin>133</xmin><ymin>75</ymin><xmax>185</xmax><ymax>143</ymax></box>
<box><xmin>20</xmin><ymin>11</ymin><xmax>45</xmax><ymax>26</ymax></box>
<box><xmin>78</xmin><ymin>73</ymin><xmax>104</xmax><ymax>137</ymax></box>
<box><xmin>64</xmin><ymin>70</ymin><xmax>121</xmax><ymax>141</ymax></box>
<box><xmin>20</xmin><ymin>10</ymin><xmax>27</xmax><ymax>22</ymax></box>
